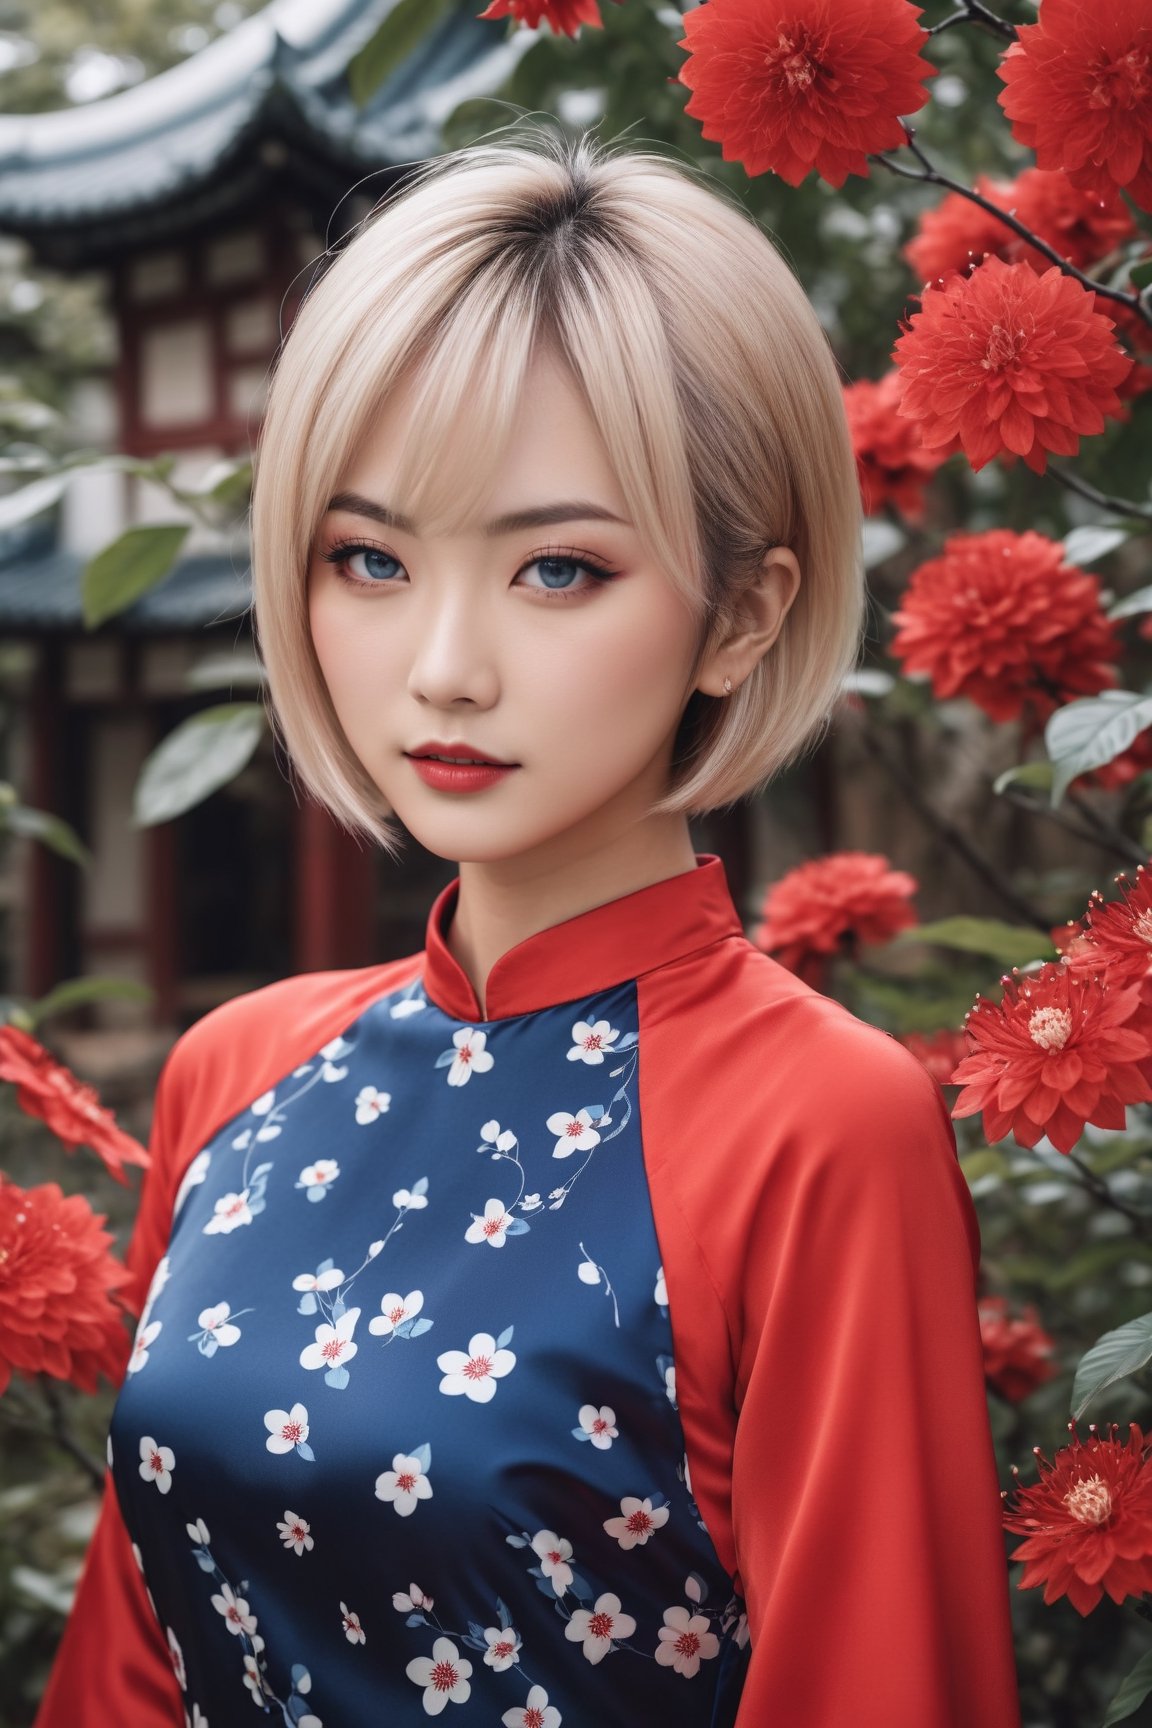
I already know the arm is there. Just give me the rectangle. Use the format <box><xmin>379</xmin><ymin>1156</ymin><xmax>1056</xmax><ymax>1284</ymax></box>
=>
<box><xmin>729</xmin><ymin>1033</ymin><xmax>1021</xmax><ymax>1725</ymax></box>
<box><xmin>33</xmin><ymin>1043</ymin><xmax>190</xmax><ymax>1728</ymax></box>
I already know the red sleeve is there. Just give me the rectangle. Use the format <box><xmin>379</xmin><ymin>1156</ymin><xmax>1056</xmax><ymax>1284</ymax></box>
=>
<box><xmin>640</xmin><ymin>947</ymin><xmax>1022</xmax><ymax>1726</ymax></box>
<box><xmin>34</xmin><ymin>955</ymin><xmax>425</xmax><ymax>1727</ymax></box>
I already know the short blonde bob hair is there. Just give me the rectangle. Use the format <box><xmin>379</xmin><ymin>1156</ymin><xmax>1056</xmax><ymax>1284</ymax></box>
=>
<box><xmin>251</xmin><ymin>123</ymin><xmax>864</xmax><ymax>854</ymax></box>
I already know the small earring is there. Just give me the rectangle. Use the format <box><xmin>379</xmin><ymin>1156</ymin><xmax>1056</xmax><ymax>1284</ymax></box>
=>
<box><xmin>722</xmin><ymin>676</ymin><xmax>733</xmax><ymax>695</ymax></box>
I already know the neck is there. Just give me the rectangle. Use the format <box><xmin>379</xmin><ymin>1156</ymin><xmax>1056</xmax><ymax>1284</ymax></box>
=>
<box><xmin>446</xmin><ymin>816</ymin><xmax>699</xmax><ymax>1019</ymax></box>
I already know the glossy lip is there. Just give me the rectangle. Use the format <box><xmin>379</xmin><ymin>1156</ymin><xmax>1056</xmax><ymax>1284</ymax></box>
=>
<box><xmin>404</xmin><ymin>739</ymin><xmax>518</xmax><ymax>767</ymax></box>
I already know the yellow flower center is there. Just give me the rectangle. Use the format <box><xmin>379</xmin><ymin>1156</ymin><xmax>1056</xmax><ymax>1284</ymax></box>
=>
<box><xmin>1064</xmin><ymin>1474</ymin><xmax>1112</xmax><ymax>1525</ymax></box>
<box><xmin>1028</xmin><ymin>1005</ymin><xmax>1072</xmax><ymax>1051</ymax></box>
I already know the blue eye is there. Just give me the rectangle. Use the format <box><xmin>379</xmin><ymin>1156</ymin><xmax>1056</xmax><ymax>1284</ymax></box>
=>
<box><xmin>322</xmin><ymin>543</ymin><xmax>403</xmax><ymax>584</ymax></box>
<box><xmin>517</xmin><ymin>553</ymin><xmax>619</xmax><ymax>599</ymax></box>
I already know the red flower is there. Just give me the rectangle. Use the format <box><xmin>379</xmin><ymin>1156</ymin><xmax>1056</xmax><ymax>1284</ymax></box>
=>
<box><xmin>476</xmin><ymin>0</ymin><xmax>609</xmax><ymax>33</ymax></box>
<box><xmin>754</xmin><ymin>851</ymin><xmax>919</xmax><ymax>983</ymax></box>
<box><xmin>998</xmin><ymin>0</ymin><xmax>1152</xmax><ymax>213</ymax></box>
<box><xmin>1061</xmin><ymin>867</ymin><xmax>1152</xmax><ymax>990</ymax></box>
<box><xmin>676</xmin><ymin>0</ymin><xmax>934</xmax><ymax>188</ymax></box>
<box><xmin>889</xmin><ymin>530</ymin><xmax>1120</xmax><ymax>725</ymax></box>
<box><xmin>0</xmin><ymin>1024</ymin><xmax>150</xmax><ymax>1186</ymax></box>
<box><xmin>978</xmin><ymin>1295</ymin><xmax>1058</xmax><ymax>1403</ymax></box>
<box><xmin>843</xmin><ymin>372</ymin><xmax>948</xmax><ymax>519</ymax></box>
<box><xmin>893</xmin><ymin>256</ymin><xmax>1133</xmax><ymax>475</ymax></box>
<box><xmin>0</xmin><ymin>1174</ymin><xmax>132</xmax><ymax>1396</ymax></box>
<box><xmin>949</xmin><ymin>961</ymin><xmax>1152</xmax><ymax>1154</ymax></box>
<box><xmin>898</xmin><ymin>1027</ymin><xmax>970</xmax><ymax>1088</ymax></box>
<box><xmin>904</xmin><ymin>169</ymin><xmax>1136</xmax><ymax>285</ymax></box>
<box><xmin>1003</xmin><ymin>1421</ymin><xmax>1152</xmax><ymax>1615</ymax></box>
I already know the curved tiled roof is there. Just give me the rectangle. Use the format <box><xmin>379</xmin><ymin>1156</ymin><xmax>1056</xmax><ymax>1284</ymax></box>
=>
<box><xmin>0</xmin><ymin>0</ymin><xmax>532</xmax><ymax>261</ymax></box>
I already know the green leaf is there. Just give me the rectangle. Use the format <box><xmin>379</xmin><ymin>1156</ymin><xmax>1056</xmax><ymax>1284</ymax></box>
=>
<box><xmin>132</xmin><ymin>703</ymin><xmax>266</xmax><ymax>827</ymax></box>
<box><xmin>1102</xmin><ymin>1644</ymin><xmax>1152</xmax><ymax>1726</ymax></box>
<box><xmin>25</xmin><ymin>976</ymin><xmax>153</xmax><ymax>1027</ymax></box>
<box><xmin>1130</xmin><ymin>258</ymin><xmax>1152</xmax><ymax>292</ymax></box>
<box><xmin>992</xmin><ymin>760</ymin><xmax>1054</xmax><ymax>795</ymax></box>
<box><xmin>1063</xmin><ymin>524</ymin><xmax>1130</xmax><ymax>566</ymax></box>
<box><xmin>892</xmin><ymin>917</ymin><xmax>1055</xmax><ymax>967</ymax></box>
<box><xmin>1109</xmin><ymin>584</ymin><xmax>1152</xmax><ymax>622</ymax></box>
<box><xmin>0</xmin><ymin>471</ymin><xmax>68</xmax><ymax>529</ymax></box>
<box><xmin>0</xmin><ymin>803</ymin><xmax>91</xmax><ymax>867</ymax></box>
<box><xmin>1046</xmin><ymin>690</ymin><xmax>1152</xmax><ymax>805</ymax></box>
<box><xmin>347</xmin><ymin>0</ymin><xmax>454</xmax><ymax>107</ymax></box>
<box><xmin>1071</xmin><ymin>1311</ymin><xmax>1152</xmax><ymax>1421</ymax></box>
<box><xmin>82</xmin><ymin>523</ymin><xmax>189</xmax><ymax>629</ymax></box>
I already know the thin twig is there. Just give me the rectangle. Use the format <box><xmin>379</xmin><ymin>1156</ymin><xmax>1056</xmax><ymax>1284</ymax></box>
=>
<box><xmin>855</xmin><ymin>719</ymin><xmax>1053</xmax><ymax>929</ymax></box>
<box><xmin>37</xmin><ymin>1376</ymin><xmax>105</xmax><ymax>1489</ymax></box>
<box><xmin>927</xmin><ymin>0</ymin><xmax>1016</xmax><ymax>40</ymax></box>
<box><xmin>873</xmin><ymin>131</ymin><xmax>1152</xmax><ymax>329</ymax></box>
<box><xmin>1065</xmin><ymin>1150</ymin><xmax>1152</xmax><ymax>1242</ymax></box>
<box><xmin>1063</xmin><ymin>786</ymin><xmax>1150</xmax><ymax>867</ymax></box>
<box><xmin>1045</xmin><ymin>462</ymin><xmax>1152</xmax><ymax>526</ymax></box>
<box><xmin>998</xmin><ymin>784</ymin><xmax>1145</xmax><ymax>864</ymax></box>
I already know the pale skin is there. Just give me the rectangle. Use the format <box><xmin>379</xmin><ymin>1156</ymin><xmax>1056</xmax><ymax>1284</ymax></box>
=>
<box><xmin>307</xmin><ymin>344</ymin><xmax>800</xmax><ymax>1018</ymax></box>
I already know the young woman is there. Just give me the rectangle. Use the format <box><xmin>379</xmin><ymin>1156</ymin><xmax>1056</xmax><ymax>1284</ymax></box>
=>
<box><xmin>36</xmin><ymin>128</ymin><xmax>1021</xmax><ymax>1728</ymax></box>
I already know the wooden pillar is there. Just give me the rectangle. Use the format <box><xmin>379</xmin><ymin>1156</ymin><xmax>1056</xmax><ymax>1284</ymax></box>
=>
<box><xmin>294</xmin><ymin>795</ymin><xmax>377</xmax><ymax>973</ymax></box>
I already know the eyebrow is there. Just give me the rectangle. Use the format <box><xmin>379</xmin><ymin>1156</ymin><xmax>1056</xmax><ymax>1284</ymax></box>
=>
<box><xmin>326</xmin><ymin>490</ymin><xmax>631</xmax><ymax>538</ymax></box>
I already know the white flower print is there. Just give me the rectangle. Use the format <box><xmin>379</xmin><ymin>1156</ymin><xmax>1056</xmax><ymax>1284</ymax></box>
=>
<box><xmin>141</xmin><ymin>1253</ymin><xmax>170</xmax><ymax>1317</ymax></box>
<box><xmin>196</xmin><ymin>1301</ymin><xmax>242</xmax><ymax>1348</ymax></box>
<box><xmin>264</xmin><ymin>1402</ymin><xmax>313</xmax><ymax>1458</ymax></box>
<box><xmin>299</xmin><ymin>1306</ymin><xmax>360</xmax><ymax>1372</ymax></box>
<box><xmin>167</xmin><ymin>1626</ymin><xmax>186</xmax><ymax>1690</ymax></box>
<box><xmin>276</xmin><ymin>1511</ymin><xmax>313</xmax><ymax>1555</ymax></box>
<box><xmin>202</xmin><ymin>1188</ymin><xmax>252</xmax><ymax>1234</ymax></box>
<box><xmin>106</xmin><ymin>1433</ymin><xmax>113</xmax><ymax>1470</ymax></box>
<box><xmin>369</xmin><ymin>1289</ymin><xmax>424</xmax><ymax>1338</ymax></box>
<box><xmin>502</xmin><ymin>1687</ymin><xmax>561</xmax><ymax>1728</ymax></box>
<box><xmin>393</xmin><ymin>1583</ymin><xmax>434</xmax><ymax>1612</ymax></box>
<box><xmin>479</xmin><ymin>1118</ymin><xmax>517</xmax><ymax>1153</ymax></box>
<box><xmin>293</xmin><ymin>1265</ymin><xmax>344</xmax><ymax>1297</ymax></box>
<box><xmin>530</xmin><ymin>1529</ymin><xmax>574</xmax><ymax>1597</ymax></box>
<box><xmin>447</xmin><ymin>1027</ymin><xmax>494</xmax><ymax>1087</ymax></box>
<box><xmin>576</xmin><ymin>1404</ymin><xmax>618</xmax><ymax>1449</ymax></box>
<box><xmin>567</xmin><ymin>1018</ymin><xmax>620</xmax><ymax>1064</ymax></box>
<box><xmin>210</xmin><ymin>1581</ymin><xmax>258</xmax><ymax>1637</ymax></box>
<box><xmin>355</xmin><ymin>1084</ymin><xmax>391</xmax><ymax>1124</ymax></box>
<box><xmin>173</xmin><ymin>1149</ymin><xmax>209</xmax><ymax>1218</ymax></box>
<box><xmin>482</xmin><ymin>1625</ymin><xmax>522</xmax><ymax>1671</ymax></box>
<box><xmin>464</xmin><ymin>1197</ymin><xmax>514</xmax><ymax>1247</ymax></box>
<box><xmin>437</xmin><ymin>1331</ymin><xmax>516</xmax><ymax>1403</ymax></box>
<box><xmin>340</xmin><ymin>1601</ymin><xmax>366</xmax><ymax>1643</ymax></box>
<box><xmin>375</xmin><ymin>1452</ymin><xmax>433</xmax><ymax>1517</ymax></box>
<box><xmin>390</xmin><ymin>993</ymin><xmax>427</xmax><ymax>1018</ymax></box>
<box><xmin>138</xmin><ymin>1436</ymin><xmax>174</xmax><ymax>1494</ymax></box>
<box><xmin>664</xmin><ymin>1363</ymin><xmax>677</xmax><ymax>1407</ymax></box>
<box><xmin>185</xmin><ymin>1517</ymin><xmax>210</xmax><ymax>1546</ymax></box>
<box><xmin>603</xmin><ymin>1496</ymin><xmax>670</xmax><ymax>1549</ymax></box>
<box><xmin>297</xmin><ymin>1158</ymin><xmax>340</xmax><ymax>1200</ymax></box>
<box><xmin>184</xmin><ymin>1704</ymin><xmax>208</xmax><ymax>1728</ymax></box>
<box><xmin>655</xmin><ymin>1605</ymin><xmax>721</xmax><ymax>1676</ymax></box>
<box><xmin>242</xmin><ymin>1652</ymin><xmax>266</xmax><ymax>1705</ymax></box>
<box><xmin>406</xmin><ymin>1635</ymin><xmax>472</xmax><ymax>1713</ymax></box>
<box><xmin>127</xmin><ymin>1318</ymin><xmax>162</xmax><ymax>1374</ymax></box>
<box><xmin>654</xmin><ymin>1264</ymin><xmax>668</xmax><ymax>1307</ymax></box>
<box><xmin>519</xmin><ymin>1192</ymin><xmax>543</xmax><ymax>1213</ymax></box>
<box><xmin>319</xmin><ymin>1034</ymin><xmax>352</xmax><ymax>1080</ymax></box>
<box><xmin>564</xmin><ymin>1591</ymin><xmax>636</xmax><ymax>1664</ymax></box>
<box><xmin>546</xmin><ymin>1108</ymin><xmax>601</xmax><ymax>1160</ymax></box>
<box><xmin>393</xmin><ymin>1185</ymin><xmax>428</xmax><ymax>1211</ymax></box>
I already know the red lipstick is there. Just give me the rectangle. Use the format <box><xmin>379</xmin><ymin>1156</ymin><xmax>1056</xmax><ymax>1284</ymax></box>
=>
<box><xmin>404</xmin><ymin>740</ymin><xmax>520</xmax><ymax>794</ymax></box>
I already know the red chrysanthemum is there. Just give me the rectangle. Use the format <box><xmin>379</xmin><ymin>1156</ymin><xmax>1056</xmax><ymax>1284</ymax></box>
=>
<box><xmin>904</xmin><ymin>169</ymin><xmax>1136</xmax><ymax>285</ymax></box>
<box><xmin>898</xmin><ymin>1027</ymin><xmax>971</xmax><ymax>1088</ymax></box>
<box><xmin>889</xmin><ymin>529</ymin><xmax>1120</xmax><ymax>725</ymax></box>
<box><xmin>0</xmin><ymin>1024</ymin><xmax>150</xmax><ymax>1185</ymax></box>
<box><xmin>676</xmin><ymin>0</ymin><xmax>934</xmax><ymax>188</ymax></box>
<box><xmin>1060</xmin><ymin>866</ymin><xmax>1152</xmax><ymax>991</ymax></box>
<box><xmin>754</xmin><ymin>851</ymin><xmax>919</xmax><ymax>983</ymax></box>
<box><xmin>978</xmin><ymin>1294</ymin><xmax>1058</xmax><ymax>1403</ymax></box>
<box><xmin>1003</xmin><ymin>1421</ymin><xmax>1152</xmax><ymax>1615</ymax></box>
<box><xmin>949</xmin><ymin>961</ymin><xmax>1152</xmax><ymax>1154</ymax></box>
<box><xmin>842</xmin><ymin>371</ymin><xmax>949</xmax><ymax>520</ymax></box>
<box><xmin>476</xmin><ymin>0</ymin><xmax>609</xmax><ymax>33</ymax></box>
<box><xmin>893</xmin><ymin>255</ymin><xmax>1133</xmax><ymax>474</ymax></box>
<box><xmin>998</xmin><ymin>0</ymin><xmax>1152</xmax><ymax>213</ymax></box>
<box><xmin>0</xmin><ymin>1174</ymin><xmax>132</xmax><ymax>1396</ymax></box>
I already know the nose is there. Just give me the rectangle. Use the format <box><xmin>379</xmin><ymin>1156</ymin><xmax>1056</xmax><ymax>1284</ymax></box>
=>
<box><xmin>406</xmin><ymin>580</ymin><xmax>499</xmax><ymax>710</ymax></box>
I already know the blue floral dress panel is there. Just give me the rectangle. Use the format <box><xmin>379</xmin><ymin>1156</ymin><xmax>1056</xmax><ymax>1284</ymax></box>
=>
<box><xmin>108</xmin><ymin>974</ymin><xmax>752</xmax><ymax>1727</ymax></box>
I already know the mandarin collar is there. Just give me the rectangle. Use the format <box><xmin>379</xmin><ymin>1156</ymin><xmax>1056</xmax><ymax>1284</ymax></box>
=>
<box><xmin>421</xmin><ymin>852</ymin><xmax>744</xmax><ymax>1023</ymax></box>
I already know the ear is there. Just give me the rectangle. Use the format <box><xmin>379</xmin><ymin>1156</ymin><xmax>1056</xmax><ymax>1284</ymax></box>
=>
<box><xmin>694</xmin><ymin>547</ymin><xmax>801</xmax><ymax>698</ymax></box>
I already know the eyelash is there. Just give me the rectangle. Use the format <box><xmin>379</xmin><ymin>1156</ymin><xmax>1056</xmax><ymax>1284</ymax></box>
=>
<box><xmin>318</xmin><ymin>537</ymin><xmax>621</xmax><ymax>601</ymax></box>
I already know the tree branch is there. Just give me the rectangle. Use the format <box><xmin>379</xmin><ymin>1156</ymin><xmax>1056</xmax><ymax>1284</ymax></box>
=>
<box><xmin>998</xmin><ymin>783</ymin><xmax>1147</xmax><ymax>865</ymax></box>
<box><xmin>1045</xmin><ymin>462</ymin><xmax>1152</xmax><ymax>526</ymax></box>
<box><xmin>1065</xmin><ymin>1150</ymin><xmax>1152</xmax><ymax>1242</ymax></box>
<box><xmin>926</xmin><ymin>0</ymin><xmax>1016</xmax><ymax>40</ymax></box>
<box><xmin>873</xmin><ymin>130</ymin><xmax>1152</xmax><ymax>330</ymax></box>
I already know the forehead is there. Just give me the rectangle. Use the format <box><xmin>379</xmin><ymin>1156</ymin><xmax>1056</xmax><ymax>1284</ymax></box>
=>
<box><xmin>332</xmin><ymin>344</ymin><xmax>632</xmax><ymax>540</ymax></box>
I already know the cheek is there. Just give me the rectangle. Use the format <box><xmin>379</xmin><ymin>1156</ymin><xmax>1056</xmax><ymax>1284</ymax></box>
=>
<box><xmin>308</xmin><ymin>587</ymin><xmax>397</xmax><ymax>726</ymax></box>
